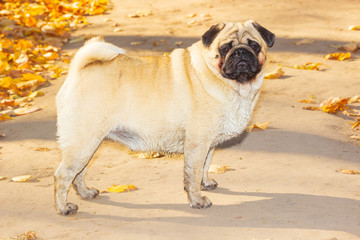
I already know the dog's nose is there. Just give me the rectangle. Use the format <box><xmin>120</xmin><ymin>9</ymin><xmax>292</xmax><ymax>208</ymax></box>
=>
<box><xmin>237</xmin><ymin>61</ymin><xmax>249</xmax><ymax>71</ymax></box>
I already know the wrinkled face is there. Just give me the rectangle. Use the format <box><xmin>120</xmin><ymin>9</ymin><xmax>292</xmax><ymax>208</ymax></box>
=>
<box><xmin>201</xmin><ymin>21</ymin><xmax>275</xmax><ymax>83</ymax></box>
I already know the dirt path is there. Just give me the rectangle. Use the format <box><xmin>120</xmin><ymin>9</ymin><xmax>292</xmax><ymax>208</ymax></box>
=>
<box><xmin>1</xmin><ymin>0</ymin><xmax>360</xmax><ymax>239</ymax></box>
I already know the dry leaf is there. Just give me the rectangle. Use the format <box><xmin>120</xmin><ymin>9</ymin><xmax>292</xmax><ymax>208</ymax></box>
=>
<box><xmin>350</xmin><ymin>135</ymin><xmax>360</xmax><ymax>140</ymax></box>
<box><xmin>349</xmin><ymin>95</ymin><xmax>360</xmax><ymax>103</ymax></box>
<box><xmin>34</xmin><ymin>147</ymin><xmax>50</xmax><ymax>152</ymax></box>
<box><xmin>348</xmin><ymin>25</ymin><xmax>360</xmax><ymax>31</ymax></box>
<box><xmin>264</xmin><ymin>67</ymin><xmax>284</xmax><ymax>79</ymax></box>
<box><xmin>11</xmin><ymin>175</ymin><xmax>37</xmax><ymax>182</ymax></box>
<box><xmin>107</xmin><ymin>184</ymin><xmax>137</xmax><ymax>193</ymax></box>
<box><xmin>13</xmin><ymin>106</ymin><xmax>42</xmax><ymax>116</ymax></box>
<box><xmin>320</xmin><ymin>97</ymin><xmax>349</xmax><ymax>114</ymax></box>
<box><xmin>186</xmin><ymin>13</ymin><xmax>197</xmax><ymax>18</ymax></box>
<box><xmin>153</xmin><ymin>40</ymin><xmax>167</xmax><ymax>47</ymax></box>
<box><xmin>324</xmin><ymin>52</ymin><xmax>351</xmax><ymax>61</ymax></box>
<box><xmin>208</xmin><ymin>165</ymin><xmax>234</xmax><ymax>174</ymax></box>
<box><xmin>342</xmin><ymin>109</ymin><xmax>360</xmax><ymax>117</ymax></box>
<box><xmin>298</xmin><ymin>99</ymin><xmax>313</xmax><ymax>103</ymax></box>
<box><xmin>302</xmin><ymin>106</ymin><xmax>320</xmax><ymax>111</ymax></box>
<box><xmin>253</xmin><ymin>122</ymin><xmax>271</xmax><ymax>130</ymax></box>
<box><xmin>130</xmin><ymin>41</ymin><xmax>142</xmax><ymax>46</ymax></box>
<box><xmin>130</xmin><ymin>151</ymin><xmax>164</xmax><ymax>159</ymax></box>
<box><xmin>352</xmin><ymin>119</ymin><xmax>360</xmax><ymax>129</ymax></box>
<box><xmin>294</xmin><ymin>63</ymin><xmax>325</xmax><ymax>70</ymax></box>
<box><xmin>128</xmin><ymin>10</ymin><xmax>153</xmax><ymax>18</ymax></box>
<box><xmin>340</xmin><ymin>169</ymin><xmax>360</xmax><ymax>175</ymax></box>
<box><xmin>0</xmin><ymin>176</ymin><xmax>7</xmax><ymax>180</ymax></box>
<box><xmin>113</xmin><ymin>27</ymin><xmax>124</xmax><ymax>32</ymax></box>
<box><xmin>175</xmin><ymin>41</ymin><xmax>183</xmax><ymax>47</ymax></box>
<box><xmin>294</xmin><ymin>39</ymin><xmax>315</xmax><ymax>45</ymax></box>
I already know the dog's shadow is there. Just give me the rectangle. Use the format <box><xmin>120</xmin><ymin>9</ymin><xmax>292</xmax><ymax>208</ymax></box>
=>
<box><xmin>80</xmin><ymin>187</ymin><xmax>360</xmax><ymax>236</ymax></box>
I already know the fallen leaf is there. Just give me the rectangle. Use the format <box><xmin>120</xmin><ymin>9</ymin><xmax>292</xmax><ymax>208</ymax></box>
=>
<box><xmin>294</xmin><ymin>63</ymin><xmax>325</xmax><ymax>70</ymax></box>
<box><xmin>107</xmin><ymin>184</ymin><xmax>137</xmax><ymax>193</ymax></box>
<box><xmin>294</xmin><ymin>39</ymin><xmax>314</xmax><ymax>45</ymax></box>
<box><xmin>130</xmin><ymin>151</ymin><xmax>164</xmax><ymax>159</ymax></box>
<box><xmin>34</xmin><ymin>147</ymin><xmax>50</xmax><ymax>152</ymax></box>
<box><xmin>324</xmin><ymin>52</ymin><xmax>351</xmax><ymax>61</ymax></box>
<box><xmin>349</xmin><ymin>95</ymin><xmax>360</xmax><ymax>103</ymax></box>
<box><xmin>11</xmin><ymin>175</ymin><xmax>37</xmax><ymax>182</ymax></box>
<box><xmin>175</xmin><ymin>41</ymin><xmax>183</xmax><ymax>47</ymax></box>
<box><xmin>186</xmin><ymin>13</ymin><xmax>197</xmax><ymax>18</ymax></box>
<box><xmin>298</xmin><ymin>99</ymin><xmax>313</xmax><ymax>104</ymax></box>
<box><xmin>253</xmin><ymin>122</ymin><xmax>271</xmax><ymax>130</ymax></box>
<box><xmin>342</xmin><ymin>109</ymin><xmax>360</xmax><ymax>117</ymax></box>
<box><xmin>350</xmin><ymin>135</ymin><xmax>360</xmax><ymax>140</ymax></box>
<box><xmin>352</xmin><ymin>119</ymin><xmax>360</xmax><ymax>129</ymax></box>
<box><xmin>130</xmin><ymin>41</ymin><xmax>142</xmax><ymax>46</ymax></box>
<box><xmin>348</xmin><ymin>25</ymin><xmax>360</xmax><ymax>31</ymax></box>
<box><xmin>113</xmin><ymin>27</ymin><xmax>124</xmax><ymax>32</ymax></box>
<box><xmin>0</xmin><ymin>176</ymin><xmax>7</xmax><ymax>180</ymax></box>
<box><xmin>153</xmin><ymin>40</ymin><xmax>167</xmax><ymax>47</ymax></box>
<box><xmin>13</xmin><ymin>106</ymin><xmax>42</xmax><ymax>116</ymax></box>
<box><xmin>128</xmin><ymin>9</ymin><xmax>153</xmax><ymax>18</ymax></box>
<box><xmin>208</xmin><ymin>165</ymin><xmax>234</xmax><ymax>174</ymax></box>
<box><xmin>302</xmin><ymin>106</ymin><xmax>320</xmax><ymax>111</ymax></box>
<box><xmin>320</xmin><ymin>97</ymin><xmax>349</xmax><ymax>114</ymax></box>
<box><xmin>341</xmin><ymin>169</ymin><xmax>360</xmax><ymax>175</ymax></box>
<box><xmin>264</xmin><ymin>67</ymin><xmax>284</xmax><ymax>79</ymax></box>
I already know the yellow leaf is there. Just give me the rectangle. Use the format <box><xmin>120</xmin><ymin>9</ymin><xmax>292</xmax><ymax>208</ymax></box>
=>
<box><xmin>295</xmin><ymin>63</ymin><xmax>325</xmax><ymax>70</ymax></box>
<box><xmin>0</xmin><ymin>77</ymin><xmax>13</xmax><ymax>89</ymax></box>
<box><xmin>340</xmin><ymin>169</ymin><xmax>360</xmax><ymax>175</ymax></box>
<box><xmin>107</xmin><ymin>184</ymin><xmax>137</xmax><ymax>193</ymax></box>
<box><xmin>264</xmin><ymin>67</ymin><xmax>284</xmax><ymax>79</ymax></box>
<box><xmin>0</xmin><ymin>176</ymin><xmax>6</xmax><ymax>180</ymax></box>
<box><xmin>324</xmin><ymin>52</ymin><xmax>351</xmax><ymax>61</ymax></box>
<box><xmin>208</xmin><ymin>165</ymin><xmax>234</xmax><ymax>174</ymax></box>
<box><xmin>320</xmin><ymin>97</ymin><xmax>349</xmax><ymax>114</ymax></box>
<box><xmin>34</xmin><ymin>147</ymin><xmax>50</xmax><ymax>152</ymax></box>
<box><xmin>21</xmin><ymin>73</ymin><xmax>47</xmax><ymax>82</ymax></box>
<box><xmin>302</xmin><ymin>106</ymin><xmax>319</xmax><ymax>111</ymax></box>
<box><xmin>253</xmin><ymin>122</ymin><xmax>271</xmax><ymax>130</ymax></box>
<box><xmin>350</xmin><ymin>135</ymin><xmax>360</xmax><ymax>140</ymax></box>
<box><xmin>11</xmin><ymin>175</ymin><xmax>37</xmax><ymax>182</ymax></box>
<box><xmin>0</xmin><ymin>113</ymin><xmax>11</xmax><ymax>121</ymax></box>
<box><xmin>348</xmin><ymin>25</ymin><xmax>360</xmax><ymax>30</ymax></box>
<box><xmin>352</xmin><ymin>119</ymin><xmax>360</xmax><ymax>129</ymax></box>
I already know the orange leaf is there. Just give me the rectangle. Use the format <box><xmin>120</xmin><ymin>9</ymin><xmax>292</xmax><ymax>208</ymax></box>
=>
<box><xmin>324</xmin><ymin>52</ymin><xmax>351</xmax><ymax>61</ymax></box>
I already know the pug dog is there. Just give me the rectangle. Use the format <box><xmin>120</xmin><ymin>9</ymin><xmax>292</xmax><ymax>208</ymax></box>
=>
<box><xmin>54</xmin><ymin>20</ymin><xmax>275</xmax><ymax>215</ymax></box>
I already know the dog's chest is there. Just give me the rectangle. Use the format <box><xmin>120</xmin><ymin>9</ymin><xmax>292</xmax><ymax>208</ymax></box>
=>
<box><xmin>214</xmin><ymin>96</ymin><xmax>254</xmax><ymax>144</ymax></box>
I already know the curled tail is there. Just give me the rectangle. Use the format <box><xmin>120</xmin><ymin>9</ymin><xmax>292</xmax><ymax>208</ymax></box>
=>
<box><xmin>69</xmin><ymin>36</ymin><xmax>126</xmax><ymax>73</ymax></box>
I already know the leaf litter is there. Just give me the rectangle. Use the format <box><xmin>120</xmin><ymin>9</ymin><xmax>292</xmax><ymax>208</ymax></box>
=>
<box><xmin>0</xmin><ymin>0</ymin><xmax>109</xmax><ymax>122</ymax></box>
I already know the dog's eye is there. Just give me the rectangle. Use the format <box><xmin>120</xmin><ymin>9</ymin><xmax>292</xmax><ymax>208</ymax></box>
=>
<box><xmin>248</xmin><ymin>39</ymin><xmax>261</xmax><ymax>54</ymax></box>
<box><xmin>219</xmin><ymin>43</ymin><xmax>231</xmax><ymax>57</ymax></box>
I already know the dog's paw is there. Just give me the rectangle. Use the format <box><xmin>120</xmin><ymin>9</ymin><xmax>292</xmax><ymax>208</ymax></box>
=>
<box><xmin>189</xmin><ymin>196</ymin><xmax>212</xmax><ymax>209</ymax></box>
<box><xmin>78</xmin><ymin>188</ymin><xmax>99</xmax><ymax>200</ymax></box>
<box><xmin>201</xmin><ymin>179</ymin><xmax>218</xmax><ymax>191</ymax></box>
<box><xmin>57</xmin><ymin>203</ymin><xmax>78</xmax><ymax>216</ymax></box>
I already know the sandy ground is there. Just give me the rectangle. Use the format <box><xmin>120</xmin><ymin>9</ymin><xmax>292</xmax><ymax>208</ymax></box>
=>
<box><xmin>1</xmin><ymin>0</ymin><xmax>360</xmax><ymax>239</ymax></box>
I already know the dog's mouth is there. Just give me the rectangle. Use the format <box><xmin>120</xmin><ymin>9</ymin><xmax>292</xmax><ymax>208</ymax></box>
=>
<box><xmin>220</xmin><ymin>46</ymin><xmax>260</xmax><ymax>83</ymax></box>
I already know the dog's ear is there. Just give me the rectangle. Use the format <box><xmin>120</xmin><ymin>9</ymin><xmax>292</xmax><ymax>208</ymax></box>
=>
<box><xmin>201</xmin><ymin>23</ymin><xmax>225</xmax><ymax>48</ymax></box>
<box><xmin>252</xmin><ymin>22</ymin><xmax>275</xmax><ymax>48</ymax></box>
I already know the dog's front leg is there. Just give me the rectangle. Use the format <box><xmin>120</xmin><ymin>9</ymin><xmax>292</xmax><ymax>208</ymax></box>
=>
<box><xmin>184</xmin><ymin>138</ymin><xmax>213</xmax><ymax>209</ymax></box>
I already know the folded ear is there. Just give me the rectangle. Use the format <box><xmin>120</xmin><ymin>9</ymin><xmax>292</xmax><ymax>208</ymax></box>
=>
<box><xmin>252</xmin><ymin>22</ymin><xmax>275</xmax><ymax>48</ymax></box>
<box><xmin>201</xmin><ymin>23</ymin><xmax>225</xmax><ymax>48</ymax></box>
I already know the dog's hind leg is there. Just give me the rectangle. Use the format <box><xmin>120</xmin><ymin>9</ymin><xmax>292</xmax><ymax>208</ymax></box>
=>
<box><xmin>54</xmin><ymin>119</ymin><xmax>112</xmax><ymax>215</ymax></box>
